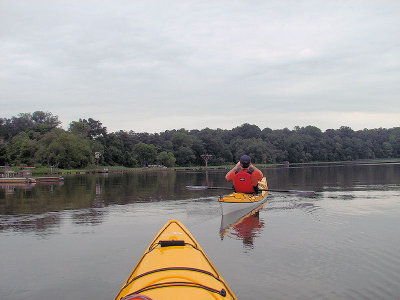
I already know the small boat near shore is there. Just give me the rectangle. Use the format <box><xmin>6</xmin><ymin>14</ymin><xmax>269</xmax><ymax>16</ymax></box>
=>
<box><xmin>35</xmin><ymin>176</ymin><xmax>64</xmax><ymax>183</ymax></box>
<box><xmin>218</xmin><ymin>177</ymin><xmax>268</xmax><ymax>215</ymax></box>
<box><xmin>0</xmin><ymin>177</ymin><xmax>36</xmax><ymax>184</ymax></box>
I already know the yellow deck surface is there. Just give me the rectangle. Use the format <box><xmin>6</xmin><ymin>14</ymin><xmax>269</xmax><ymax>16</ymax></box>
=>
<box><xmin>115</xmin><ymin>220</ymin><xmax>236</xmax><ymax>300</ymax></box>
<box><xmin>219</xmin><ymin>177</ymin><xmax>268</xmax><ymax>203</ymax></box>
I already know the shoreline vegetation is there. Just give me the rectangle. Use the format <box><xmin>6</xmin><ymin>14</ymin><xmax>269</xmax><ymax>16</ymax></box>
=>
<box><xmin>22</xmin><ymin>158</ymin><xmax>400</xmax><ymax>176</ymax></box>
<box><xmin>2</xmin><ymin>112</ymin><xmax>400</xmax><ymax>174</ymax></box>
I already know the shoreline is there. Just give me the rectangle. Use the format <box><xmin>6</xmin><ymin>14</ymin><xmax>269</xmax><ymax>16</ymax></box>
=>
<box><xmin>25</xmin><ymin>158</ymin><xmax>400</xmax><ymax>175</ymax></box>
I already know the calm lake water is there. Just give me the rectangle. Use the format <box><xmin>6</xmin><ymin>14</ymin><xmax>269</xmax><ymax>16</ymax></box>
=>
<box><xmin>1</xmin><ymin>163</ymin><xmax>400</xmax><ymax>300</ymax></box>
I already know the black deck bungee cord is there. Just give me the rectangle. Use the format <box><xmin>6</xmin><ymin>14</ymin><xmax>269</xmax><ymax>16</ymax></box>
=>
<box><xmin>121</xmin><ymin>281</ymin><xmax>227</xmax><ymax>299</ymax></box>
<box><xmin>126</xmin><ymin>266</ymin><xmax>223</xmax><ymax>283</ymax></box>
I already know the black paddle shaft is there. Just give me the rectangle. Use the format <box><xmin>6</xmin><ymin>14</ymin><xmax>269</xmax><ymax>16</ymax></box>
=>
<box><xmin>185</xmin><ymin>185</ymin><xmax>315</xmax><ymax>195</ymax></box>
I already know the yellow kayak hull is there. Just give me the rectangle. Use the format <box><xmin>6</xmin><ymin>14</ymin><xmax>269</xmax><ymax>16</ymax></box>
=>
<box><xmin>115</xmin><ymin>219</ymin><xmax>237</xmax><ymax>300</ymax></box>
<box><xmin>219</xmin><ymin>177</ymin><xmax>268</xmax><ymax>215</ymax></box>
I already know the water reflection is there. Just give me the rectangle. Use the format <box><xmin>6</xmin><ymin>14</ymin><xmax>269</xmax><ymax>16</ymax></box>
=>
<box><xmin>0</xmin><ymin>170</ymin><xmax>226</xmax><ymax>216</ymax></box>
<box><xmin>265</xmin><ymin>163</ymin><xmax>400</xmax><ymax>192</ymax></box>
<box><xmin>0</xmin><ymin>183</ymin><xmax>35</xmax><ymax>196</ymax></box>
<box><xmin>1</xmin><ymin>163</ymin><xmax>400</xmax><ymax>236</ymax></box>
<box><xmin>2</xmin><ymin>164</ymin><xmax>400</xmax><ymax>300</ymax></box>
<box><xmin>220</xmin><ymin>207</ymin><xmax>266</xmax><ymax>251</ymax></box>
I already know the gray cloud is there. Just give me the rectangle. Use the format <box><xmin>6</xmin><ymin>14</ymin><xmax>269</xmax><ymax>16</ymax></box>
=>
<box><xmin>1</xmin><ymin>0</ymin><xmax>399</xmax><ymax>132</ymax></box>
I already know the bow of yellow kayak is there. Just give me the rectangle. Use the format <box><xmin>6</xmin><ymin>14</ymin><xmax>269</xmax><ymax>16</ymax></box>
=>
<box><xmin>115</xmin><ymin>219</ymin><xmax>237</xmax><ymax>300</ymax></box>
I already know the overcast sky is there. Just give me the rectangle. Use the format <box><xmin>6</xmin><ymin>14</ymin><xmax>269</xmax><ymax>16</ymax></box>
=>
<box><xmin>1</xmin><ymin>0</ymin><xmax>399</xmax><ymax>133</ymax></box>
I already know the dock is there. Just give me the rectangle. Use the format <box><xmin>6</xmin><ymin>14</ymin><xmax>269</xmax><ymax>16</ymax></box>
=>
<box><xmin>34</xmin><ymin>176</ymin><xmax>64</xmax><ymax>183</ymax></box>
<box><xmin>0</xmin><ymin>177</ymin><xmax>36</xmax><ymax>184</ymax></box>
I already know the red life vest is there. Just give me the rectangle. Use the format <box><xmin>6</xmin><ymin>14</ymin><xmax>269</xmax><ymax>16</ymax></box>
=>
<box><xmin>233</xmin><ymin>168</ymin><xmax>255</xmax><ymax>193</ymax></box>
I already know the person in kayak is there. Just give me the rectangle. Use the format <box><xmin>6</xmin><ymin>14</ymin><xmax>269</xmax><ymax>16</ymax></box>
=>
<box><xmin>225</xmin><ymin>155</ymin><xmax>263</xmax><ymax>193</ymax></box>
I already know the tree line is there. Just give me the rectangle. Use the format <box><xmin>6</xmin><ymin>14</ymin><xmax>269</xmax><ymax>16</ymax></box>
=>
<box><xmin>1</xmin><ymin>111</ymin><xmax>400</xmax><ymax>169</ymax></box>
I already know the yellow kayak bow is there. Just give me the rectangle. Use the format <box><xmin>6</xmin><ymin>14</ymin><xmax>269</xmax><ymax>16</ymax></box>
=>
<box><xmin>115</xmin><ymin>219</ymin><xmax>237</xmax><ymax>300</ymax></box>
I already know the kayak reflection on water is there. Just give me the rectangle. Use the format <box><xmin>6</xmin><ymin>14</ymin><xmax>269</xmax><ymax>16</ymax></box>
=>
<box><xmin>220</xmin><ymin>206</ymin><xmax>266</xmax><ymax>251</ymax></box>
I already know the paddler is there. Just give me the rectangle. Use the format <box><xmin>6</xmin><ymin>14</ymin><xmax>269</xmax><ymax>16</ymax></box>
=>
<box><xmin>225</xmin><ymin>155</ymin><xmax>263</xmax><ymax>193</ymax></box>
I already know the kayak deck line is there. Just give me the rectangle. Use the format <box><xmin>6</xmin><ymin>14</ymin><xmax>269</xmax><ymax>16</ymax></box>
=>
<box><xmin>126</xmin><ymin>266</ymin><xmax>225</xmax><ymax>286</ymax></box>
<box><xmin>124</xmin><ymin>281</ymin><xmax>227</xmax><ymax>299</ymax></box>
<box><xmin>125</xmin><ymin>241</ymin><xmax>225</xmax><ymax>288</ymax></box>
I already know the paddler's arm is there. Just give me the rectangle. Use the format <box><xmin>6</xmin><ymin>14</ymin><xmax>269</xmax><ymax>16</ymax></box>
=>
<box><xmin>226</xmin><ymin>161</ymin><xmax>241</xmax><ymax>182</ymax></box>
<box><xmin>249</xmin><ymin>163</ymin><xmax>264</xmax><ymax>186</ymax></box>
<box><xmin>249</xmin><ymin>163</ymin><xmax>262</xmax><ymax>175</ymax></box>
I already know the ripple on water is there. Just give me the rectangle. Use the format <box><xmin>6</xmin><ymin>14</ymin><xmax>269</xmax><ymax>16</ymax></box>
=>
<box><xmin>0</xmin><ymin>212</ymin><xmax>62</xmax><ymax>236</ymax></box>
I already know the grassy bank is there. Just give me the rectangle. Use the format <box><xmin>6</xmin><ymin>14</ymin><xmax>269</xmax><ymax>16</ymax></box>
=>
<box><xmin>5</xmin><ymin>158</ymin><xmax>400</xmax><ymax>176</ymax></box>
<box><xmin>31</xmin><ymin>165</ymin><xmax>146</xmax><ymax>175</ymax></box>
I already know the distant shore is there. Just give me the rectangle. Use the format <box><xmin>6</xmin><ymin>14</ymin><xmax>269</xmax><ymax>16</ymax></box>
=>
<box><xmin>23</xmin><ymin>158</ymin><xmax>400</xmax><ymax>175</ymax></box>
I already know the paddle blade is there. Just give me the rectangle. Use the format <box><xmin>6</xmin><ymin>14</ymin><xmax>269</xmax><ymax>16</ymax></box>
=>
<box><xmin>186</xmin><ymin>185</ymin><xmax>209</xmax><ymax>191</ymax></box>
<box><xmin>285</xmin><ymin>190</ymin><xmax>316</xmax><ymax>196</ymax></box>
<box><xmin>263</xmin><ymin>189</ymin><xmax>316</xmax><ymax>196</ymax></box>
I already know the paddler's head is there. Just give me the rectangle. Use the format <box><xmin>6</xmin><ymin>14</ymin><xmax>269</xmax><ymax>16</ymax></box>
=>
<box><xmin>240</xmin><ymin>155</ymin><xmax>251</xmax><ymax>168</ymax></box>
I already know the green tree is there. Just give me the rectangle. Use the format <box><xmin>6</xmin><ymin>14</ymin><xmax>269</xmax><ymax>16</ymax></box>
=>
<box><xmin>382</xmin><ymin>142</ymin><xmax>393</xmax><ymax>157</ymax></box>
<box><xmin>101</xmin><ymin>131</ymin><xmax>138</xmax><ymax>167</ymax></box>
<box><xmin>171</xmin><ymin>131</ymin><xmax>193</xmax><ymax>150</ymax></box>
<box><xmin>35</xmin><ymin>130</ymin><xmax>93</xmax><ymax>168</ymax></box>
<box><xmin>69</xmin><ymin>121</ymin><xmax>91</xmax><ymax>137</ymax></box>
<box><xmin>243</xmin><ymin>138</ymin><xmax>274</xmax><ymax>164</ymax></box>
<box><xmin>389</xmin><ymin>128</ymin><xmax>400</xmax><ymax>156</ymax></box>
<box><xmin>7</xmin><ymin>132</ymin><xmax>38</xmax><ymax>166</ymax></box>
<box><xmin>31</xmin><ymin>111</ymin><xmax>61</xmax><ymax>127</ymax></box>
<box><xmin>0</xmin><ymin>143</ymin><xmax>8</xmax><ymax>165</ymax></box>
<box><xmin>69</xmin><ymin>118</ymin><xmax>107</xmax><ymax>140</ymax></box>
<box><xmin>231</xmin><ymin>123</ymin><xmax>261</xmax><ymax>139</ymax></box>
<box><xmin>83</xmin><ymin>118</ymin><xmax>107</xmax><ymax>139</ymax></box>
<box><xmin>174</xmin><ymin>146</ymin><xmax>196</xmax><ymax>166</ymax></box>
<box><xmin>35</xmin><ymin>128</ymin><xmax>64</xmax><ymax>166</ymax></box>
<box><xmin>133</xmin><ymin>142</ymin><xmax>157</xmax><ymax>167</ymax></box>
<box><xmin>0</xmin><ymin>111</ymin><xmax>60</xmax><ymax>141</ymax></box>
<box><xmin>157</xmin><ymin>151</ymin><xmax>176</xmax><ymax>167</ymax></box>
<box><xmin>8</xmin><ymin>114</ymin><xmax>34</xmax><ymax>139</ymax></box>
